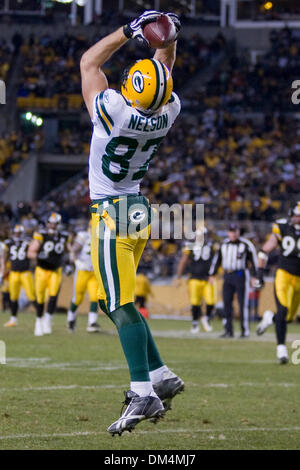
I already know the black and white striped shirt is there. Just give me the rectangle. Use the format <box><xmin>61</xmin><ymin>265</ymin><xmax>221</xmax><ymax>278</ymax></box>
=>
<box><xmin>209</xmin><ymin>237</ymin><xmax>258</xmax><ymax>275</ymax></box>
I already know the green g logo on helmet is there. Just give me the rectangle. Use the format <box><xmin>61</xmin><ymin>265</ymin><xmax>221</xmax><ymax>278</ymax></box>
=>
<box><xmin>132</xmin><ymin>71</ymin><xmax>144</xmax><ymax>93</ymax></box>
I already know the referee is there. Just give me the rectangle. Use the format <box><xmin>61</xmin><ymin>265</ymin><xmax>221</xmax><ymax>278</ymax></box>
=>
<box><xmin>209</xmin><ymin>224</ymin><xmax>258</xmax><ymax>338</ymax></box>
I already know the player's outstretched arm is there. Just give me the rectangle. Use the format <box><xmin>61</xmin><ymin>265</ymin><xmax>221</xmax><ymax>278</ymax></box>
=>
<box><xmin>80</xmin><ymin>10</ymin><xmax>162</xmax><ymax>118</ymax></box>
<box><xmin>153</xmin><ymin>41</ymin><xmax>177</xmax><ymax>74</ymax></box>
<box><xmin>258</xmin><ymin>234</ymin><xmax>278</xmax><ymax>269</ymax></box>
<box><xmin>153</xmin><ymin>12</ymin><xmax>180</xmax><ymax>73</ymax></box>
<box><xmin>253</xmin><ymin>233</ymin><xmax>278</xmax><ymax>290</ymax></box>
<box><xmin>80</xmin><ymin>27</ymin><xmax>129</xmax><ymax>118</ymax></box>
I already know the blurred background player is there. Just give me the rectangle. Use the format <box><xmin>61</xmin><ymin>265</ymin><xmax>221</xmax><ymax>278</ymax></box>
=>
<box><xmin>81</xmin><ymin>10</ymin><xmax>184</xmax><ymax>435</ymax></box>
<box><xmin>67</xmin><ymin>221</ymin><xmax>100</xmax><ymax>333</ymax></box>
<box><xmin>176</xmin><ymin>227</ymin><xmax>216</xmax><ymax>333</ymax></box>
<box><xmin>135</xmin><ymin>269</ymin><xmax>153</xmax><ymax>319</ymax></box>
<box><xmin>209</xmin><ymin>223</ymin><xmax>258</xmax><ymax>338</ymax></box>
<box><xmin>0</xmin><ymin>236</ymin><xmax>10</xmax><ymax>313</ymax></box>
<box><xmin>28</xmin><ymin>212</ymin><xmax>69</xmax><ymax>336</ymax></box>
<box><xmin>256</xmin><ymin>201</ymin><xmax>300</xmax><ymax>364</ymax></box>
<box><xmin>1</xmin><ymin>224</ymin><xmax>37</xmax><ymax>327</ymax></box>
<box><xmin>248</xmin><ymin>285</ymin><xmax>261</xmax><ymax>322</ymax></box>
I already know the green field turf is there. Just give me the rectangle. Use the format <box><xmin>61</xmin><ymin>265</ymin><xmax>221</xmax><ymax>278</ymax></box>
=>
<box><xmin>0</xmin><ymin>311</ymin><xmax>300</xmax><ymax>450</ymax></box>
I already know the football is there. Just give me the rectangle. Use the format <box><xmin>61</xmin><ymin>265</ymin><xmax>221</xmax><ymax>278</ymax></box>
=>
<box><xmin>143</xmin><ymin>14</ymin><xmax>177</xmax><ymax>49</ymax></box>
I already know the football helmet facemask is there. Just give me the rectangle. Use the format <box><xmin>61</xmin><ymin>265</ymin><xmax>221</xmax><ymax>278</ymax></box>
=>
<box><xmin>289</xmin><ymin>201</ymin><xmax>300</xmax><ymax>229</ymax></box>
<box><xmin>121</xmin><ymin>59</ymin><xmax>173</xmax><ymax>114</ymax></box>
<box><xmin>12</xmin><ymin>224</ymin><xmax>25</xmax><ymax>240</ymax></box>
<box><xmin>47</xmin><ymin>212</ymin><xmax>62</xmax><ymax>234</ymax></box>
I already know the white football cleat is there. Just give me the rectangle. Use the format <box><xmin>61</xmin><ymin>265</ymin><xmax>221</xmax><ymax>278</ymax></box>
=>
<box><xmin>190</xmin><ymin>324</ymin><xmax>200</xmax><ymax>334</ymax></box>
<box><xmin>86</xmin><ymin>322</ymin><xmax>101</xmax><ymax>333</ymax></box>
<box><xmin>256</xmin><ymin>310</ymin><xmax>274</xmax><ymax>335</ymax></box>
<box><xmin>277</xmin><ymin>344</ymin><xmax>289</xmax><ymax>364</ymax></box>
<box><xmin>4</xmin><ymin>317</ymin><xmax>18</xmax><ymax>327</ymax></box>
<box><xmin>43</xmin><ymin>314</ymin><xmax>52</xmax><ymax>335</ymax></box>
<box><xmin>34</xmin><ymin>318</ymin><xmax>44</xmax><ymax>336</ymax></box>
<box><xmin>200</xmin><ymin>316</ymin><xmax>213</xmax><ymax>332</ymax></box>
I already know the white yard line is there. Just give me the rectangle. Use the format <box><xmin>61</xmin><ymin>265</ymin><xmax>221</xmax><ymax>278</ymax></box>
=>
<box><xmin>5</xmin><ymin>358</ymin><xmax>128</xmax><ymax>371</ymax></box>
<box><xmin>1</xmin><ymin>427</ymin><xmax>300</xmax><ymax>441</ymax></box>
<box><xmin>0</xmin><ymin>381</ymin><xmax>297</xmax><ymax>394</ymax></box>
<box><xmin>151</xmin><ymin>330</ymin><xmax>300</xmax><ymax>343</ymax></box>
<box><xmin>0</xmin><ymin>384</ymin><xmax>127</xmax><ymax>393</ymax></box>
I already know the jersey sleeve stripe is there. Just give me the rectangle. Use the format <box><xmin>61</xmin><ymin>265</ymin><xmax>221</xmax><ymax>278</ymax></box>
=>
<box><xmin>99</xmin><ymin>92</ymin><xmax>114</xmax><ymax>128</ymax></box>
<box><xmin>95</xmin><ymin>95</ymin><xmax>111</xmax><ymax>136</ymax></box>
<box><xmin>33</xmin><ymin>232</ymin><xmax>43</xmax><ymax>242</ymax></box>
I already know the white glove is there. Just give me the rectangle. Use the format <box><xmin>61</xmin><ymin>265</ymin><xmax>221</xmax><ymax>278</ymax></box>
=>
<box><xmin>166</xmin><ymin>12</ymin><xmax>181</xmax><ymax>39</ymax></box>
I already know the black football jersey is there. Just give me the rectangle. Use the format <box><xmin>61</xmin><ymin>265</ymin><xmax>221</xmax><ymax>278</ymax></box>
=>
<box><xmin>184</xmin><ymin>241</ymin><xmax>215</xmax><ymax>280</ymax></box>
<box><xmin>4</xmin><ymin>238</ymin><xmax>30</xmax><ymax>272</ymax></box>
<box><xmin>34</xmin><ymin>230</ymin><xmax>69</xmax><ymax>271</ymax></box>
<box><xmin>272</xmin><ymin>219</ymin><xmax>300</xmax><ymax>276</ymax></box>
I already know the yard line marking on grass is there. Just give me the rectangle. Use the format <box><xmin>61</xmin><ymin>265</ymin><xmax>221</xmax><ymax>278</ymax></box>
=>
<box><xmin>0</xmin><ymin>381</ymin><xmax>297</xmax><ymax>394</ymax></box>
<box><xmin>0</xmin><ymin>384</ymin><xmax>127</xmax><ymax>393</ymax></box>
<box><xmin>151</xmin><ymin>330</ymin><xmax>300</xmax><ymax>343</ymax></box>
<box><xmin>5</xmin><ymin>357</ymin><xmax>278</xmax><ymax>370</ymax></box>
<box><xmin>2</xmin><ymin>427</ymin><xmax>300</xmax><ymax>441</ymax></box>
<box><xmin>6</xmin><ymin>358</ymin><xmax>128</xmax><ymax>371</ymax></box>
<box><xmin>187</xmin><ymin>382</ymin><xmax>297</xmax><ymax>389</ymax></box>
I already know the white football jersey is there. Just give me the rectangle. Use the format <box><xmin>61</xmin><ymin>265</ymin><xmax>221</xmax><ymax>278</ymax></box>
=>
<box><xmin>89</xmin><ymin>88</ymin><xmax>181</xmax><ymax>199</ymax></box>
<box><xmin>74</xmin><ymin>231</ymin><xmax>93</xmax><ymax>271</ymax></box>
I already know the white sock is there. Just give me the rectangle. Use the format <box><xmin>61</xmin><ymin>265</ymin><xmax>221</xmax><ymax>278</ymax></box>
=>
<box><xmin>149</xmin><ymin>365</ymin><xmax>170</xmax><ymax>385</ymax></box>
<box><xmin>130</xmin><ymin>381</ymin><xmax>157</xmax><ymax>397</ymax></box>
<box><xmin>88</xmin><ymin>312</ymin><xmax>98</xmax><ymax>325</ymax></box>
<box><xmin>10</xmin><ymin>316</ymin><xmax>17</xmax><ymax>323</ymax></box>
<box><xmin>45</xmin><ymin>312</ymin><xmax>52</xmax><ymax>322</ymax></box>
<box><xmin>67</xmin><ymin>310</ymin><xmax>76</xmax><ymax>322</ymax></box>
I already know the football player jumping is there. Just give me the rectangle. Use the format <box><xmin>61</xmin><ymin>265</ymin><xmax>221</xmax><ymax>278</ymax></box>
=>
<box><xmin>255</xmin><ymin>201</ymin><xmax>300</xmax><ymax>364</ymax></box>
<box><xmin>80</xmin><ymin>10</ymin><xmax>184</xmax><ymax>435</ymax></box>
<box><xmin>28</xmin><ymin>212</ymin><xmax>69</xmax><ymax>336</ymax></box>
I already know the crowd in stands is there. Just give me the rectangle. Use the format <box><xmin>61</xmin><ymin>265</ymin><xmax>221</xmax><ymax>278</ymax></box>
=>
<box><xmin>187</xmin><ymin>27</ymin><xmax>300</xmax><ymax>112</ymax></box>
<box><xmin>33</xmin><ymin>110</ymin><xmax>299</xmax><ymax>224</ymax></box>
<box><xmin>16</xmin><ymin>30</ymin><xmax>226</xmax><ymax>111</ymax></box>
<box><xmin>0</xmin><ymin>37</ymin><xmax>16</xmax><ymax>81</ymax></box>
<box><xmin>0</xmin><ymin>130</ymin><xmax>43</xmax><ymax>191</ymax></box>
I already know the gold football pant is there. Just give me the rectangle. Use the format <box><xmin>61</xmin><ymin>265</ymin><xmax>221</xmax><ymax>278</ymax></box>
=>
<box><xmin>275</xmin><ymin>268</ymin><xmax>300</xmax><ymax>322</ymax></box>
<box><xmin>188</xmin><ymin>278</ymin><xmax>215</xmax><ymax>306</ymax></box>
<box><xmin>72</xmin><ymin>269</ymin><xmax>98</xmax><ymax>305</ymax></box>
<box><xmin>91</xmin><ymin>208</ymin><xmax>149</xmax><ymax>313</ymax></box>
<box><xmin>9</xmin><ymin>270</ymin><xmax>35</xmax><ymax>302</ymax></box>
<box><xmin>34</xmin><ymin>266</ymin><xmax>62</xmax><ymax>304</ymax></box>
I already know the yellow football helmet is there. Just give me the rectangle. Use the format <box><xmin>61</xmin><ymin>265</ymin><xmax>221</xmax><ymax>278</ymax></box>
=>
<box><xmin>121</xmin><ymin>59</ymin><xmax>173</xmax><ymax>113</ymax></box>
<box><xmin>47</xmin><ymin>212</ymin><xmax>61</xmax><ymax>225</ymax></box>
<box><xmin>12</xmin><ymin>224</ymin><xmax>25</xmax><ymax>239</ymax></box>
<box><xmin>47</xmin><ymin>212</ymin><xmax>61</xmax><ymax>233</ymax></box>
<box><xmin>289</xmin><ymin>201</ymin><xmax>300</xmax><ymax>217</ymax></box>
